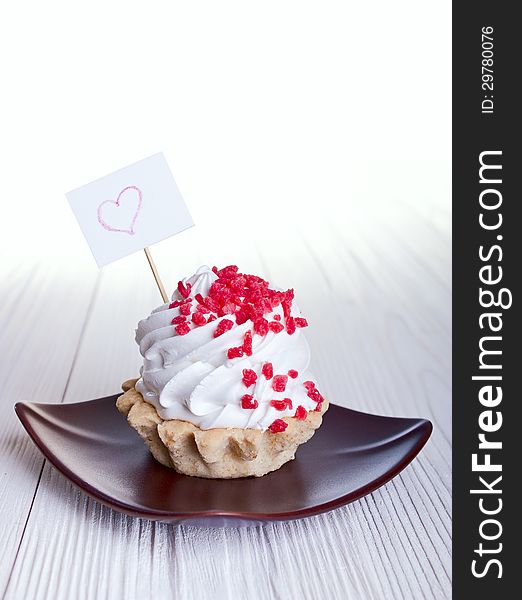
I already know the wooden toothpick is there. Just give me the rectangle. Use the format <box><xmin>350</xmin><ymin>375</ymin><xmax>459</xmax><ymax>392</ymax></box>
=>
<box><xmin>144</xmin><ymin>247</ymin><xmax>168</xmax><ymax>303</ymax></box>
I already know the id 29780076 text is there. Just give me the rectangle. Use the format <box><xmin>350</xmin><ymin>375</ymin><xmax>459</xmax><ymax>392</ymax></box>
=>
<box><xmin>481</xmin><ymin>26</ymin><xmax>494</xmax><ymax>114</ymax></box>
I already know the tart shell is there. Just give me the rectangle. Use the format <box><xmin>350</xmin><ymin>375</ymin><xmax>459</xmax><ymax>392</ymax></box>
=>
<box><xmin>116</xmin><ymin>379</ymin><xmax>328</xmax><ymax>479</ymax></box>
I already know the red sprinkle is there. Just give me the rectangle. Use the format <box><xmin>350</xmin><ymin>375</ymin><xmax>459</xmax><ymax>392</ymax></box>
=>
<box><xmin>273</xmin><ymin>314</ymin><xmax>281</xmax><ymax>321</ymax></box>
<box><xmin>207</xmin><ymin>315</ymin><xmax>217</xmax><ymax>323</ymax></box>
<box><xmin>288</xmin><ymin>369</ymin><xmax>298</xmax><ymax>379</ymax></box>
<box><xmin>191</xmin><ymin>312</ymin><xmax>207</xmax><ymax>326</ymax></box>
<box><xmin>177</xmin><ymin>281</ymin><xmax>192</xmax><ymax>299</ymax></box>
<box><xmin>171</xmin><ymin>315</ymin><xmax>186</xmax><ymax>325</ymax></box>
<box><xmin>286</xmin><ymin>316</ymin><xmax>296</xmax><ymax>335</ymax></box>
<box><xmin>205</xmin><ymin>297</ymin><xmax>220</xmax><ymax>313</ymax></box>
<box><xmin>220</xmin><ymin>302</ymin><xmax>236</xmax><ymax>315</ymax></box>
<box><xmin>272</xmin><ymin>374</ymin><xmax>288</xmax><ymax>392</ymax></box>
<box><xmin>270</xmin><ymin>399</ymin><xmax>288</xmax><ymax>411</ymax></box>
<box><xmin>179</xmin><ymin>303</ymin><xmax>192</xmax><ymax>316</ymax></box>
<box><xmin>294</xmin><ymin>405</ymin><xmax>308</xmax><ymax>420</ymax></box>
<box><xmin>269</xmin><ymin>419</ymin><xmax>288</xmax><ymax>433</ymax></box>
<box><xmin>241</xmin><ymin>394</ymin><xmax>258</xmax><ymax>409</ymax></box>
<box><xmin>253</xmin><ymin>318</ymin><xmax>269</xmax><ymax>336</ymax></box>
<box><xmin>235</xmin><ymin>309</ymin><xmax>249</xmax><ymax>325</ymax></box>
<box><xmin>307</xmin><ymin>387</ymin><xmax>324</xmax><ymax>403</ymax></box>
<box><xmin>242</xmin><ymin>369</ymin><xmax>257</xmax><ymax>387</ymax></box>
<box><xmin>315</xmin><ymin>401</ymin><xmax>323</xmax><ymax>412</ymax></box>
<box><xmin>262</xmin><ymin>362</ymin><xmax>273</xmax><ymax>379</ymax></box>
<box><xmin>268</xmin><ymin>321</ymin><xmax>285</xmax><ymax>333</ymax></box>
<box><xmin>242</xmin><ymin>331</ymin><xmax>253</xmax><ymax>356</ymax></box>
<box><xmin>169</xmin><ymin>300</ymin><xmax>182</xmax><ymax>309</ymax></box>
<box><xmin>214</xmin><ymin>318</ymin><xmax>234</xmax><ymax>338</ymax></box>
<box><xmin>295</xmin><ymin>317</ymin><xmax>308</xmax><ymax>328</ymax></box>
<box><xmin>218</xmin><ymin>265</ymin><xmax>239</xmax><ymax>279</ymax></box>
<box><xmin>227</xmin><ymin>346</ymin><xmax>244</xmax><ymax>359</ymax></box>
<box><xmin>303</xmin><ymin>381</ymin><xmax>315</xmax><ymax>391</ymax></box>
<box><xmin>281</xmin><ymin>295</ymin><xmax>292</xmax><ymax>318</ymax></box>
<box><xmin>175</xmin><ymin>322</ymin><xmax>191</xmax><ymax>336</ymax></box>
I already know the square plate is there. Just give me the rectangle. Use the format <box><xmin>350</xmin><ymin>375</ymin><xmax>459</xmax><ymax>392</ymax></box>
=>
<box><xmin>15</xmin><ymin>396</ymin><xmax>432</xmax><ymax>526</ymax></box>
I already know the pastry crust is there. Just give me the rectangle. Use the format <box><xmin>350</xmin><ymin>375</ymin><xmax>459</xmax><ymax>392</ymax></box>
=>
<box><xmin>116</xmin><ymin>379</ymin><xmax>328</xmax><ymax>478</ymax></box>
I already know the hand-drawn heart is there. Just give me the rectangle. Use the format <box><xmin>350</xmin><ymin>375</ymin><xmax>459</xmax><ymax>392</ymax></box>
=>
<box><xmin>97</xmin><ymin>185</ymin><xmax>142</xmax><ymax>235</ymax></box>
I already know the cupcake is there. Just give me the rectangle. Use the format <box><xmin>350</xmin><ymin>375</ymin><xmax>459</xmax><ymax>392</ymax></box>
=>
<box><xmin>117</xmin><ymin>265</ymin><xmax>328</xmax><ymax>478</ymax></box>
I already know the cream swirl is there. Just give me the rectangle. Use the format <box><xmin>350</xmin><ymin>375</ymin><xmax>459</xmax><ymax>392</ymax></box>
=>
<box><xmin>135</xmin><ymin>266</ymin><xmax>320</xmax><ymax>430</ymax></box>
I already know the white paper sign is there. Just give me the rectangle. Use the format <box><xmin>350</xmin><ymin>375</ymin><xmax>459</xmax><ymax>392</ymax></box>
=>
<box><xmin>66</xmin><ymin>153</ymin><xmax>194</xmax><ymax>267</ymax></box>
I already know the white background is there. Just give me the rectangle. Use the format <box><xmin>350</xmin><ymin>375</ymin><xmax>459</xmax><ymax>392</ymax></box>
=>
<box><xmin>0</xmin><ymin>2</ymin><xmax>451</xmax><ymax>599</ymax></box>
<box><xmin>0</xmin><ymin>0</ymin><xmax>450</xmax><ymax>264</ymax></box>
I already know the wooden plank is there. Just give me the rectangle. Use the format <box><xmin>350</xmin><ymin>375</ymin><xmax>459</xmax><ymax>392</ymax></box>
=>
<box><xmin>0</xmin><ymin>258</ymin><xmax>98</xmax><ymax>596</ymax></box>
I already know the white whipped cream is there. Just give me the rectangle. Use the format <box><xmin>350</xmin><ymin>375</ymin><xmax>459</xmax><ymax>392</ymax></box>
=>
<box><xmin>135</xmin><ymin>266</ymin><xmax>320</xmax><ymax>430</ymax></box>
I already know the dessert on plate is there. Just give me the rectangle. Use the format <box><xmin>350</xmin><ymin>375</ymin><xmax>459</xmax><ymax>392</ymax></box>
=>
<box><xmin>117</xmin><ymin>265</ymin><xmax>328</xmax><ymax>478</ymax></box>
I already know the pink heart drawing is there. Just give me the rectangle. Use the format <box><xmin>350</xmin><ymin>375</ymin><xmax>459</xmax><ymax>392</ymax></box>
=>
<box><xmin>97</xmin><ymin>185</ymin><xmax>142</xmax><ymax>235</ymax></box>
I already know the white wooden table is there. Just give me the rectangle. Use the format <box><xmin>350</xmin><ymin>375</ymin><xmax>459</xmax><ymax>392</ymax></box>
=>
<box><xmin>0</xmin><ymin>192</ymin><xmax>451</xmax><ymax>599</ymax></box>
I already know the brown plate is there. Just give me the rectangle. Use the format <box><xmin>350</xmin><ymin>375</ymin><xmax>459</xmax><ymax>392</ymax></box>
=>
<box><xmin>15</xmin><ymin>396</ymin><xmax>432</xmax><ymax>526</ymax></box>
